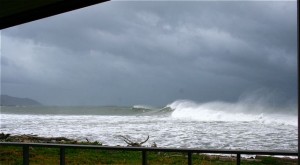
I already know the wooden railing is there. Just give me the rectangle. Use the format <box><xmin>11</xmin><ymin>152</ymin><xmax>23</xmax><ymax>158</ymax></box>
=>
<box><xmin>0</xmin><ymin>142</ymin><xmax>298</xmax><ymax>165</ymax></box>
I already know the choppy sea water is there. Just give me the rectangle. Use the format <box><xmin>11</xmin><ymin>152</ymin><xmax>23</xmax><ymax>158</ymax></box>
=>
<box><xmin>0</xmin><ymin>100</ymin><xmax>297</xmax><ymax>151</ymax></box>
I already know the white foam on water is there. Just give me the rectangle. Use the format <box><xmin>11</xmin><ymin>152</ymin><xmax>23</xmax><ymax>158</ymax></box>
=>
<box><xmin>0</xmin><ymin>112</ymin><xmax>297</xmax><ymax>152</ymax></box>
<box><xmin>1</xmin><ymin>97</ymin><xmax>297</xmax><ymax>151</ymax></box>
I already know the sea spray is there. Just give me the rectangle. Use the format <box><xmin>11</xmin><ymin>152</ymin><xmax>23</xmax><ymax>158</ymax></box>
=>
<box><xmin>167</xmin><ymin>100</ymin><xmax>297</xmax><ymax>126</ymax></box>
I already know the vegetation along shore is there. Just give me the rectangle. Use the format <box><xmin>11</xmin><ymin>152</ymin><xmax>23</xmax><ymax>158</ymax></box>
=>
<box><xmin>0</xmin><ymin>133</ymin><xmax>297</xmax><ymax>165</ymax></box>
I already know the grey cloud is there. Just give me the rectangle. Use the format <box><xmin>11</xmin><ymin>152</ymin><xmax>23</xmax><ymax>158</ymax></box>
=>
<box><xmin>1</xmin><ymin>1</ymin><xmax>297</xmax><ymax>109</ymax></box>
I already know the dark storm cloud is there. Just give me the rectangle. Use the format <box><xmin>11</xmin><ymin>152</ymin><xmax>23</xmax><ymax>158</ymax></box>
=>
<box><xmin>1</xmin><ymin>1</ymin><xmax>297</xmax><ymax>108</ymax></box>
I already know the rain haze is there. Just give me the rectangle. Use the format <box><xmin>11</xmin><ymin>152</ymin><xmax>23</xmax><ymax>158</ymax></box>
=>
<box><xmin>0</xmin><ymin>1</ymin><xmax>297</xmax><ymax>112</ymax></box>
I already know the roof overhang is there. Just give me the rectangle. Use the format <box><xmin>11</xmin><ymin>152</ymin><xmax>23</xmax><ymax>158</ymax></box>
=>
<box><xmin>0</xmin><ymin>0</ymin><xmax>109</xmax><ymax>30</ymax></box>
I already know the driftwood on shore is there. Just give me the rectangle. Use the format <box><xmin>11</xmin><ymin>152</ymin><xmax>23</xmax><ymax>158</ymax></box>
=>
<box><xmin>118</xmin><ymin>135</ymin><xmax>150</xmax><ymax>147</ymax></box>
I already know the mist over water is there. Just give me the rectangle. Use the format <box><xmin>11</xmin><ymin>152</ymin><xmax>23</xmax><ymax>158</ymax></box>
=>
<box><xmin>166</xmin><ymin>89</ymin><xmax>297</xmax><ymax>126</ymax></box>
<box><xmin>168</xmin><ymin>100</ymin><xmax>297</xmax><ymax>126</ymax></box>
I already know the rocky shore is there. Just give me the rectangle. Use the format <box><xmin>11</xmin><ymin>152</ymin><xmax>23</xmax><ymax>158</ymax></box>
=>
<box><xmin>0</xmin><ymin>133</ymin><xmax>101</xmax><ymax>145</ymax></box>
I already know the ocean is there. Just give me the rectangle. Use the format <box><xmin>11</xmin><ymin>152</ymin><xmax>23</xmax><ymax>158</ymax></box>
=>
<box><xmin>0</xmin><ymin>100</ymin><xmax>297</xmax><ymax>152</ymax></box>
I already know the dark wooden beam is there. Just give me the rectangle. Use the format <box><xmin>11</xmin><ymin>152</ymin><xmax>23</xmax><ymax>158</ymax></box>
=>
<box><xmin>0</xmin><ymin>0</ymin><xmax>109</xmax><ymax>30</ymax></box>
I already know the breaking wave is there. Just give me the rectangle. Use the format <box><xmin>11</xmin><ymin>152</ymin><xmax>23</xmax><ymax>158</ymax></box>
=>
<box><xmin>132</xmin><ymin>105</ymin><xmax>173</xmax><ymax>116</ymax></box>
<box><xmin>166</xmin><ymin>100</ymin><xmax>297</xmax><ymax>126</ymax></box>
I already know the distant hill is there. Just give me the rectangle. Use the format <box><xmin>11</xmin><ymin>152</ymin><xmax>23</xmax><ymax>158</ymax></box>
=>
<box><xmin>0</xmin><ymin>95</ymin><xmax>41</xmax><ymax>106</ymax></box>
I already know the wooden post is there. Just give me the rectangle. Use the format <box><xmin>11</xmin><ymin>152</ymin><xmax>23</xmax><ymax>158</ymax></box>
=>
<box><xmin>23</xmin><ymin>145</ymin><xmax>29</xmax><ymax>165</ymax></box>
<box><xmin>60</xmin><ymin>147</ymin><xmax>65</xmax><ymax>165</ymax></box>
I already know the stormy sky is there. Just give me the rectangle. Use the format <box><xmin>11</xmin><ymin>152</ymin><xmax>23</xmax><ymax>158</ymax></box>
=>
<box><xmin>0</xmin><ymin>1</ymin><xmax>297</xmax><ymax>107</ymax></box>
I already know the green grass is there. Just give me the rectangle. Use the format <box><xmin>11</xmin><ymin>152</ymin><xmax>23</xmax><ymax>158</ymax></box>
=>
<box><xmin>0</xmin><ymin>146</ymin><xmax>297</xmax><ymax>165</ymax></box>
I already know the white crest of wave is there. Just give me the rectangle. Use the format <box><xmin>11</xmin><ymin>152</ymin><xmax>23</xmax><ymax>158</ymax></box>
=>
<box><xmin>167</xmin><ymin>100</ymin><xmax>297</xmax><ymax>126</ymax></box>
<box><xmin>133</xmin><ymin>105</ymin><xmax>154</xmax><ymax>110</ymax></box>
